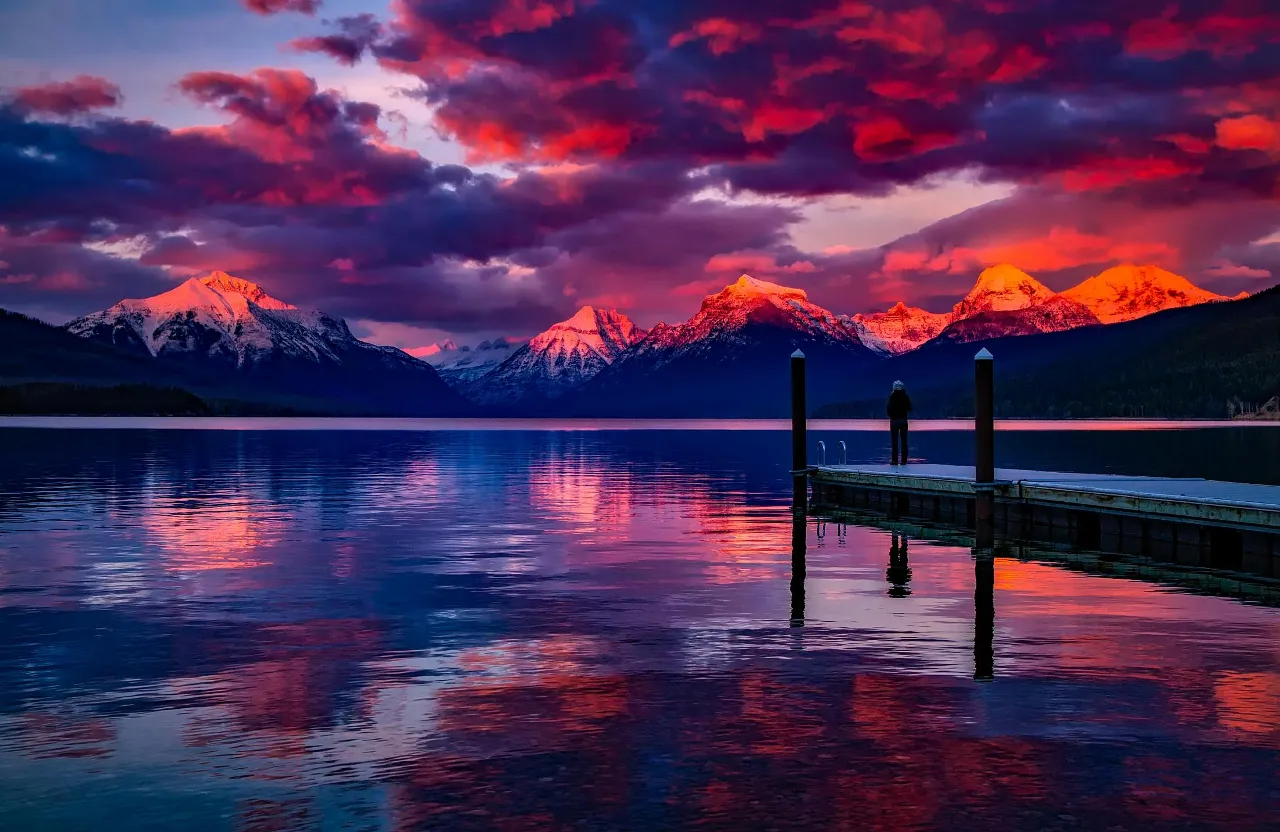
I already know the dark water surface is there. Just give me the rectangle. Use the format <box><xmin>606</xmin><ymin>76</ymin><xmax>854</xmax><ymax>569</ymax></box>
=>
<box><xmin>1</xmin><ymin>422</ymin><xmax>1278</xmax><ymax>830</ymax></box>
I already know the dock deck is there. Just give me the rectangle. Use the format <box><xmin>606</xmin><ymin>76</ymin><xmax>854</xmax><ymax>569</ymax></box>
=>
<box><xmin>809</xmin><ymin>464</ymin><xmax>1280</xmax><ymax>576</ymax></box>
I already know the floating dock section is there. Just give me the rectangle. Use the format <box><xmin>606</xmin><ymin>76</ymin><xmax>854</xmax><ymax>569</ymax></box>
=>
<box><xmin>788</xmin><ymin>347</ymin><xmax>1280</xmax><ymax>579</ymax></box>
<box><xmin>809</xmin><ymin>464</ymin><xmax>1280</xmax><ymax>577</ymax></box>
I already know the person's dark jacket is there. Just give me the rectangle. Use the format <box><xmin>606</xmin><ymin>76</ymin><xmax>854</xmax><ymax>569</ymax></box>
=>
<box><xmin>886</xmin><ymin>389</ymin><xmax>912</xmax><ymax>420</ymax></box>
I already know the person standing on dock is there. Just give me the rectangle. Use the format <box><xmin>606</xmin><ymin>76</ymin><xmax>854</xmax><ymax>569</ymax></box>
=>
<box><xmin>887</xmin><ymin>381</ymin><xmax>912</xmax><ymax>465</ymax></box>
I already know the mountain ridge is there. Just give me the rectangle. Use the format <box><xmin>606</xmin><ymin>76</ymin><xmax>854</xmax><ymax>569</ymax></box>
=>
<box><xmin>62</xmin><ymin>271</ymin><xmax>469</xmax><ymax>416</ymax></box>
<box><xmin>466</xmin><ymin>306</ymin><xmax>646</xmax><ymax>406</ymax></box>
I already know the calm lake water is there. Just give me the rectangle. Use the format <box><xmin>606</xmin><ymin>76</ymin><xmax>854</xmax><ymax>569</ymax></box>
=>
<box><xmin>1</xmin><ymin>420</ymin><xmax>1278</xmax><ymax>830</ymax></box>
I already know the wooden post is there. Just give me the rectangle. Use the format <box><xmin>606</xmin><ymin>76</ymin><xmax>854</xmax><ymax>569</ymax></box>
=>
<box><xmin>975</xmin><ymin>348</ymin><xmax>995</xmax><ymax>483</ymax></box>
<box><xmin>791</xmin><ymin>350</ymin><xmax>807</xmax><ymax>508</ymax></box>
<box><xmin>974</xmin><ymin>348</ymin><xmax>995</xmax><ymax>549</ymax></box>
<box><xmin>973</xmin><ymin>550</ymin><xmax>994</xmax><ymax>681</ymax></box>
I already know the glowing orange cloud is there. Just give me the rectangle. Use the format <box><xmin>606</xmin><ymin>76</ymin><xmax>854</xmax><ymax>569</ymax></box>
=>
<box><xmin>704</xmin><ymin>252</ymin><xmax>816</xmax><ymax>274</ymax></box>
<box><xmin>882</xmin><ymin>227</ymin><xmax>1180</xmax><ymax>278</ymax></box>
<box><xmin>1216</xmin><ymin>114</ymin><xmax>1280</xmax><ymax>152</ymax></box>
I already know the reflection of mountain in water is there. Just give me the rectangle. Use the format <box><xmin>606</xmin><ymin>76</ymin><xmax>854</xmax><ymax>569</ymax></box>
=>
<box><xmin>1</xmin><ymin>428</ymin><xmax>1279</xmax><ymax>830</ymax></box>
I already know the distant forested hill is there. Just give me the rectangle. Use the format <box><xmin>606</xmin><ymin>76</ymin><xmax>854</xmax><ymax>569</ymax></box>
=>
<box><xmin>0</xmin><ymin>382</ymin><xmax>211</xmax><ymax>416</ymax></box>
<box><xmin>816</xmin><ymin>286</ymin><xmax>1280</xmax><ymax>420</ymax></box>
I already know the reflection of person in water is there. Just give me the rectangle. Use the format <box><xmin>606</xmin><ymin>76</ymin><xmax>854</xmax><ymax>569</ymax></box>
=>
<box><xmin>887</xmin><ymin>532</ymin><xmax>912</xmax><ymax>597</ymax></box>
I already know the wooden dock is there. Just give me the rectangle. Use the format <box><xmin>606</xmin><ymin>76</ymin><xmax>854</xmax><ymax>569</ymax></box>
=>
<box><xmin>809</xmin><ymin>464</ymin><xmax>1280</xmax><ymax>577</ymax></box>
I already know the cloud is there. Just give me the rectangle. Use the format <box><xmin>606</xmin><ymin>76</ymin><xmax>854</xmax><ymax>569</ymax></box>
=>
<box><xmin>244</xmin><ymin>0</ymin><xmax>319</xmax><ymax>15</ymax></box>
<box><xmin>1204</xmin><ymin>261</ymin><xmax>1272</xmax><ymax>279</ymax></box>
<box><xmin>317</xmin><ymin>0</ymin><xmax>1280</xmax><ymax>203</ymax></box>
<box><xmin>8</xmin><ymin>76</ymin><xmax>123</xmax><ymax>116</ymax></box>
<box><xmin>0</xmin><ymin>69</ymin><xmax>806</xmax><ymax>333</ymax></box>
<box><xmin>860</xmin><ymin>186</ymin><xmax>1280</xmax><ymax>304</ymax></box>
<box><xmin>8</xmin><ymin>4</ymin><xmax>1280</xmax><ymax>338</ymax></box>
<box><xmin>290</xmin><ymin>14</ymin><xmax>383</xmax><ymax>65</ymax></box>
<box><xmin>1216</xmin><ymin>114</ymin><xmax>1280</xmax><ymax>153</ymax></box>
<box><xmin>0</xmin><ymin>233</ymin><xmax>176</xmax><ymax>321</ymax></box>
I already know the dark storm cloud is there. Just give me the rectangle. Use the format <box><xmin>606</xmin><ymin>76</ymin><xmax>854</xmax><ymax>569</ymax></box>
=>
<box><xmin>351</xmin><ymin>0</ymin><xmax>1280</xmax><ymax>199</ymax></box>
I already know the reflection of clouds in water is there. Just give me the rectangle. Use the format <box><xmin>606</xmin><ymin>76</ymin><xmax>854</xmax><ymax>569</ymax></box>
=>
<box><xmin>139</xmin><ymin>488</ymin><xmax>284</xmax><ymax>573</ymax></box>
<box><xmin>528</xmin><ymin>452</ymin><xmax>632</xmax><ymax>529</ymax></box>
<box><xmin>346</xmin><ymin>457</ymin><xmax>445</xmax><ymax>518</ymax></box>
<box><xmin>1214</xmin><ymin>671</ymin><xmax>1280</xmax><ymax>744</ymax></box>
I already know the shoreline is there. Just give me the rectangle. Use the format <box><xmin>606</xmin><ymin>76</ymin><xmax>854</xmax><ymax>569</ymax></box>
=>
<box><xmin>2</xmin><ymin>415</ymin><xmax>1279</xmax><ymax>431</ymax></box>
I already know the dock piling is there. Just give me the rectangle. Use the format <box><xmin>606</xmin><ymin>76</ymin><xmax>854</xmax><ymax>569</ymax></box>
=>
<box><xmin>974</xmin><ymin>348</ymin><xmax>996</xmax><ymax>549</ymax></box>
<box><xmin>791</xmin><ymin>349</ymin><xmax>807</xmax><ymax>508</ymax></box>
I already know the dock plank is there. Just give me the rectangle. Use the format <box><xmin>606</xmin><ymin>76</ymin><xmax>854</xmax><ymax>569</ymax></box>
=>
<box><xmin>812</xmin><ymin>463</ymin><xmax>1280</xmax><ymax>530</ymax></box>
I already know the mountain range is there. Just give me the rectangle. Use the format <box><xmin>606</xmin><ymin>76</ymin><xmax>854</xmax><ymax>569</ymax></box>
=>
<box><xmin>50</xmin><ymin>272</ymin><xmax>468</xmax><ymax>415</ymax></box>
<box><xmin>433</xmin><ymin>264</ymin><xmax>1245</xmax><ymax>415</ymax></box>
<box><xmin>0</xmin><ymin>263</ymin><xmax>1263</xmax><ymax>417</ymax></box>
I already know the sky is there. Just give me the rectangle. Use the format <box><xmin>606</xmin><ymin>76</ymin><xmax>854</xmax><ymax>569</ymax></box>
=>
<box><xmin>2</xmin><ymin>0</ymin><xmax>1280</xmax><ymax>351</ymax></box>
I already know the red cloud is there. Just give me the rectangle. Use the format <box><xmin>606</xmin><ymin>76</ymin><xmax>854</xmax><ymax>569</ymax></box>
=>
<box><xmin>318</xmin><ymin>0</ymin><xmax>1279</xmax><ymax>205</ymax></box>
<box><xmin>1060</xmin><ymin>157</ymin><xmax>1202</xmax><ymax>193</ymax></box>
<box><xmin>670</xmin><ymin>18</ymin><xmax>763</xmax><ymax>56</ymax></box>
<box><xmin>11</xmin><ymin>76</ymin><xmax>123</xmax><ymax>115</ymax></box>
<box><xmin>1126</xmin><ymin>6</ymin><xmax>1280</xmax><ymax>58</ymax></box>
<box><xmin>989</xmin><ymin>45</ymin><xmax>1048</xmax><ymax>83</ymax></box>
<box><xmin>743</xmin><ymin>102</ymin><xmax>830</xmax><ymax>143</ymax></box>
<box><xmin>243</xmin><ymin>0</ymin><xmax>319</xmax><ymax>15</ymax></box>
<box><xmin>704</xmin><ymin>252</ymin><xmax>815</xmax><ymax>275</ymax></box>
<box><xmin>177</xmin><ymin>69</ymin><xmax>387</xmax><ymax>167</ymax></box>
<box><xmin>853</xmin><ymin>114</ymin><xmax>961</xmax><ymax>161</ymax></box>
<box><xmin>1216</xmin><ymin>114</ymin><xmax>1280</xmax><ymax>153</ymax></box>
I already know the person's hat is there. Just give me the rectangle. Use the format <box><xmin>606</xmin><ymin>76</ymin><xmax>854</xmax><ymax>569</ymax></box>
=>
<box><xmin>892</xmin><ymin>380</ymin><xmax>905</xmax><ymax>390</ymax></box>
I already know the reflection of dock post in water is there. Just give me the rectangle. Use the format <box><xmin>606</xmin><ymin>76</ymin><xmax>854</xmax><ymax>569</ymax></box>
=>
<box><xmin>974</xmin><ymin>551</ymin><xmax>995</xmax><ymax>681</ymax></box>
<box><xmin>887</xmin><ymin>532</ymin><xmax>912</xmax><ymax>597</ymax></box>
<box><xmin>791</xmin><ymin>512</ymin><xmax>806</xmax><ymax>626</ymax></box>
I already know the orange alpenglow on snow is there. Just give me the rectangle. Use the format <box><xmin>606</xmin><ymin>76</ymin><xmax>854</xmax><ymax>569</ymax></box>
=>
<box><xmin>1060</xmin><ymin>264</ymin><xmax>1237</xmax><ymax>323</ymax></box>
<box><xmin>852</xmin><ymin>302</ymin><xmax>951</xmax><ymax>356</ymax></box>
<box><xmin>859</xmin><ymin>262</ymin><xmax>1244</xmax><ymax>353</ymax></box>
<box><xmin>951</xmin><ymin>264</ymin><xmax>1056</xmax><ymax>318</ymax></box>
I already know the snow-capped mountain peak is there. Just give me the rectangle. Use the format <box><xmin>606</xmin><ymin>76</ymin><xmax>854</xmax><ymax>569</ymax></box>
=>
<box><xmin>852</xmin><ymin>302</ymin><xmax>951</xmax><ymax>355</ymax></box>
<box><xmin>722</xmin><ymin>274</ymin><xmax>808</xmax><ymax>300</ymax></box>
<box><xmin>419</xmin><ymin>337</ymin><xmax>522</xmax><ymax>388</ymax></box>
<box><xmin>62</xmin><ymin>269</ymin><xmax>465</xmax><ymax>414</ymax></box>
<box><xmin>529</xmin><ymin>306</ymin><xmax>644</xmax><ymax>362</ymax></box>
<box><xmin>676</xmin><ymin>274</ymin><xmax>860</xmax><ymax>341</ymax></box>
<box><xmin>465</xmin><ymin>307</ymin><xmax>646</xmax><ymax>404</ymax></box>
<box><xmin>1061</xmin><ymin>264</ymin><xmax>1233</xmax><ymax>323</ymax></box>
<box><xmin>952</xmin><ymin>264</ymin><xmax>1055</xmax><ymax>319</ymax></box>
<box><xmin>413</xmin><ymin>339</ymin><xmax>460</xmax><ymax>359</ymax></box>
<box><xmin>66</xmin><ymin>270</ymin><xmax>353</xmax><ymax>365</ymax></box>
<box><xmin>200</xmin><ymin>271</ymin><xmax>296</xmax><ymax>311</ymax></box>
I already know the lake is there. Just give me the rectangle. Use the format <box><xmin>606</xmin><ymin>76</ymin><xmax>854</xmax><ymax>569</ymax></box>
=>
<box><xmin>1</xmin><ymin>420</ymin><xmax>1278</xmax><ymax>830</ymax></box>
